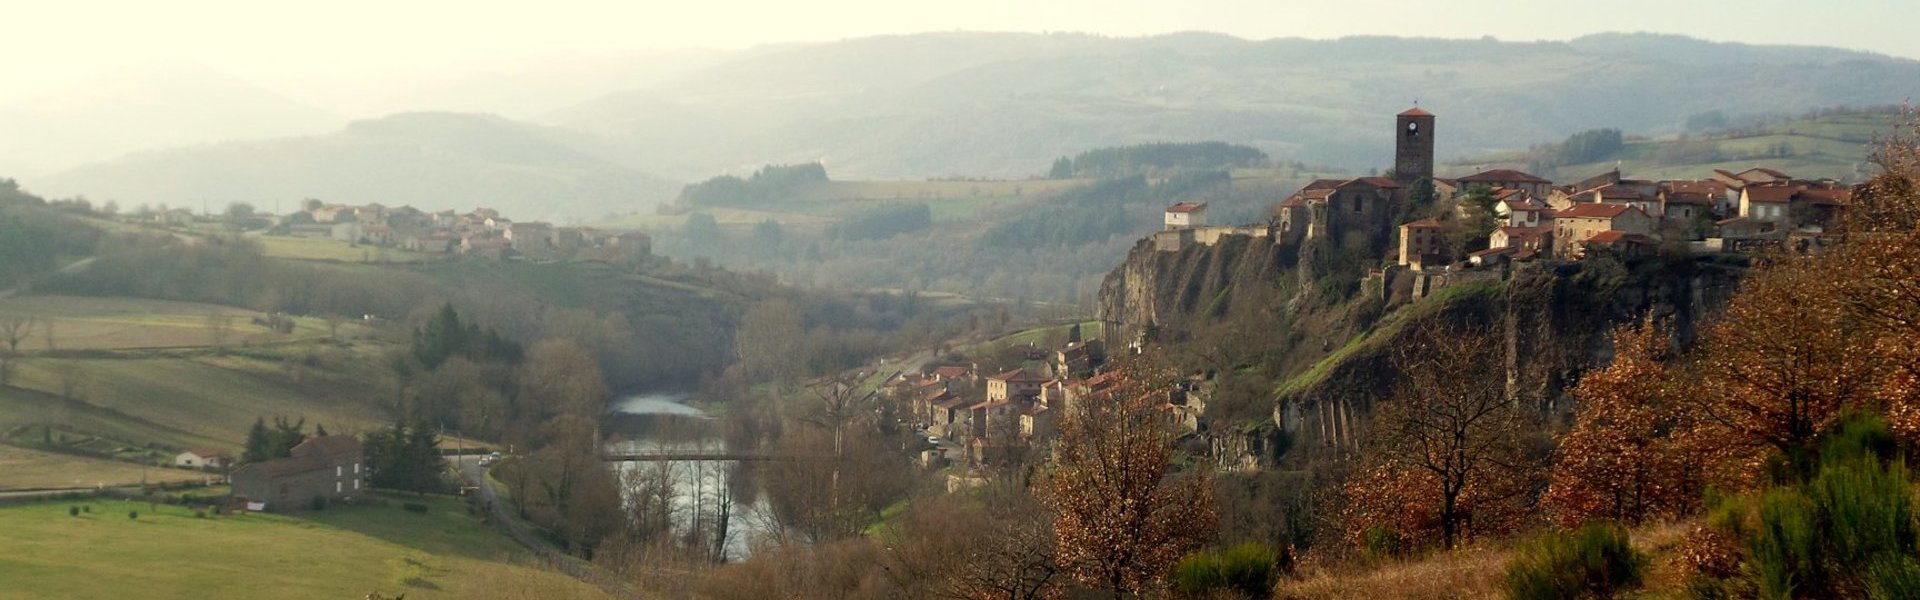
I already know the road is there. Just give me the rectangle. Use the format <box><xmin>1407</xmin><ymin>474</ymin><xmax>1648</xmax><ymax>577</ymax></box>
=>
<box><xmin>454</xmin><ymin>456</ymin><xmax>648</xmax><ymax>600</ymax></box>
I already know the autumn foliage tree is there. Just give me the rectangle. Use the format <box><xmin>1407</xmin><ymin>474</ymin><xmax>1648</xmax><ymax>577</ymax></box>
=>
<box><xmin>1044</xmin><ymin>364</ymin><xmax>1216</xmax><ymax>598</ymax></box>
<box><xmin>1341</xmin><ymin>323</ymin><xmax>1541</xmax><ymax>552</ymax></box>
<box><xmin>1686</xmin><ymin>257</ymin><xmax>1881</xmax><ymax>482</ymax></box>
<box><xmin>1543</xmin><ymin>318</ymin><xmax>1698</xmax><ymax>527</ymax></box>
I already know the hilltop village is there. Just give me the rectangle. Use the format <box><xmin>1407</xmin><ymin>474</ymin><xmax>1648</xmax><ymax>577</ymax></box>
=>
<box><xmin>1159</xmin><ymin>107</ymin><xmax>1858</xmax><ymax>294</ymax></box>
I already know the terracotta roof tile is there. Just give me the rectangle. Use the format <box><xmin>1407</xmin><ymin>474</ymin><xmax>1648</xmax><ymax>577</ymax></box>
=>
<box><xmin>1458</xmin><ymin>169</ymin><xmax>1551</xmax><ymax>184</ymax></box>
<box><xmin>1556</xmin><ymin>203</ymin><xmax>1633</xmax><ymax>219</ymax></box>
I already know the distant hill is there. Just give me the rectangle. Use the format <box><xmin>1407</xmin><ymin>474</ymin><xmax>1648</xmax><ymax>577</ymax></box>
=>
<box><xmin>26</xmin><ymin>32</ymin><xmax>1920</xmax><ymax>221</ymax></box>
<box><xmin>1447</xmin><ymin>108</ymin><xmax>1902</xmax><ymax>183</ymax></box>
<box><xmin>0</xmin><ymin>61</ymin><xmax>342</xmax><ymax>177</ymax></box>
<box><xmin>551</xmin><ymin>31</ymin><xmax>1920</xmax><ymax>180</ymax></box>
<box><xmin>32</xmin><ymin>112</ymin><xmax>679</xmax><ymax>221</ymax></box>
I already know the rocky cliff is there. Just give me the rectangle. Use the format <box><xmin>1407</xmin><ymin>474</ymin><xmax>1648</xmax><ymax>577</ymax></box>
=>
<box><xmin>1095</xmin><ymin>230</ymin><xmax>1749</xmax><ymax>466</ymax></box>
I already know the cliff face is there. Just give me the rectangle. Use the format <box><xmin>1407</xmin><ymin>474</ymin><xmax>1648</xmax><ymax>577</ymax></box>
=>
<box><xmin>1278</xmin><ymin>259</ymin><xmax>1748</xmax><ymax>453</ymax></box>
<box><xmin>1096</xmin><ymin>230</ymin><xmax>1749</xmax><ymax>466</ymax></box>
<box><xmin>1096</xmin><ymin>234</ymin><xmax>1299</xmax><ymax>348</ymax></box>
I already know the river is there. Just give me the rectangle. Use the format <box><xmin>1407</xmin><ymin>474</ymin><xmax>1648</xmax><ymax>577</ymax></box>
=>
<box><xmin>607</xmin><ymin>391</ymin><xmax>775</xmax><ymax>561</ymax></box>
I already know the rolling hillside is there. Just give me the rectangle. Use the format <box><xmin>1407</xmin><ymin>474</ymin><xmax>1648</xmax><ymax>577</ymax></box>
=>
<box><xmin>29</xmin><ymin>32</ymin><xmax>1920</xmax><ymax>223</ymax></box>
<box><xmin>32</xmin><ymin>112</ymin><xmax>679</xmax><ymax>222</ymax></box>
<box><xmin>1449</xmin><ymin>109</ymin><xmax>1902</xmax><ymax>182</ymax></box>
<box><xmin>551</xmin><ymin>32</ymin><xmax>1920</xmax><ymax>182</ymax></box>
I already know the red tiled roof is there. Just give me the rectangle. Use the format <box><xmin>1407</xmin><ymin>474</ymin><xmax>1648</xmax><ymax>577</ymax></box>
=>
<box><xmin>1399</xmin><ymin>106</ymin><xmax>1434</xmax><ymax>117</ymax></box>
<box><xmin>1595</xmin><ymin>185</ymin><xmax>1644</xmax><ymax>200</ymax></box>
<box><xmin>1166</xmin><ymin>202</ymin><xmax>1207</xmax><ymax>213</ymax></box>
<box><xmin>1469</xmin><ymin>246</ymin><xmax>1517</xmax><ymax>258</ymax></box>
<box><xmin>1663</xmin><ymin>180</ymin><xmax>1729</xmax><ymax>196</ymax></box>
<box><xmin>1556</xmin><ymin>203</ymin><xmax>1633</xmax><ymax>219</ymax></box>
<box><xmin>1458</xmin><ymin>169</ymin><xmax>1551</xmax><ymax>184</ymax></box>
<box><xmin>235</xmin><ymin>456</ymin><xmax>329</xmax><ymax>479</ymax></box>
<box><xmin>1744</xmin><ymin>184</ymin><xmax>1800</xmax><ymax>203</ymax></box>
<box><xmin>1301</xmin><ymin>179</ymin><xmax>1345</xmax><ymax>191</ymax></box>
<box><xmin>988</xmin><ymin>368</ymin><xmax>1048</xmax><ymax>383</ymax></box>
<box><xmin>1342</xmin><ymin>176</ymin><xmax>1403</xmax><ymax>190</ymax></box>
<box><xmin>1403</xmin><ymin>217</ymin><xmax>1445</xmax><ymax>229</ymax></box>
<box><xmin>292</xmin><ymin>435</ymin><xmax>361</xmax><ymax>458</ymax></box>
<box><xmin>931</xmin><ymin>366</ymin><xmax>969</xmax><ymax>379</ymax></box>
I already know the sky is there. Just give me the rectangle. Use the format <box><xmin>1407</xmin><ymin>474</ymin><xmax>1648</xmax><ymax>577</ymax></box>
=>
<box><xmin>2</xmin><ymin>0</ymin><xmax>1913</xmax><ymax>108</ymax></box>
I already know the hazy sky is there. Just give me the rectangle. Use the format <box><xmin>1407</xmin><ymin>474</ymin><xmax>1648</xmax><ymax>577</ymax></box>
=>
<box><xmin>4</xmin><ymin>0</ymin><xmax>1913</xmax><ymax>105</ymax></box>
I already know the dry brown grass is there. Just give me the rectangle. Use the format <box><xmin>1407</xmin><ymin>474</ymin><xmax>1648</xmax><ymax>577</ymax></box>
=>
<box><xmin>1275</xmin><ymin>521</ymin><xmax>1703</xmax><ymax>600</ymax></box>
<box><xmin>1277</xmin><ymin>545</ymin><xmax>1512</xmax><ymax>600</ymax></box>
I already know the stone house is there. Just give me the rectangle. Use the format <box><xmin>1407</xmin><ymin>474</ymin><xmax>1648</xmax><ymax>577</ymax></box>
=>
<box><xmin>1440</xmin><ymin>169</ymin><xmax>1553</xmax><ymax>203</ymax></box>
<box><xmin>1164</xmin><ymin>202</ymin><xmax>1208</xmax><ymax>230</ymax></box>
<box><xmin>1552</xmin><ymin>203</ymin><xmax>1655</xmax><ymax>258</ymax></box>
<box><xmin>985</xmin><ymin>368</ymin><xmax>1047</xmax><ymax>404</ymax></box>
<box><xmin>230</xmin><ymin>436</ymin><xmax>364</xmax><ymax>512</ymax></box>
<box><xmin>1397</xmin><ymin>217</ymin><xmax>1448</xmax><ymax>268</ymax></box>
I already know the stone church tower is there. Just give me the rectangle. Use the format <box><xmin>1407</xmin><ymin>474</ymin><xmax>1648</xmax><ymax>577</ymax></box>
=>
<box><xmin>1394</xmin><ymin>106</ymin><xmax>1435</xmax><ymax>184</ymax></box>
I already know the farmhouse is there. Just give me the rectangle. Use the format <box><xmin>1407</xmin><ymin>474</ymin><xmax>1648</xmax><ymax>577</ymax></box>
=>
<box><xmin>174</xmin><ymin>448</ymin><xmax>233</xmax><ymax>470</ymax></box>
<box><xmin>230</xmin><ymin>436</ymin><xmax>364</xmax><ymax>512</ymax></box>
<box><xmin>1552</xmin><ymin>202</ymin><xmax>1655</xmax><ymax>259</ymax></box>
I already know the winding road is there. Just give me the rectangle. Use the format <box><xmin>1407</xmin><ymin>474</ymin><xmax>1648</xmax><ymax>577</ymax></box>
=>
<box><xmin>454</xmin><ymin>456</ymin><xmax>648</xmax><ymax>600</ymax></box>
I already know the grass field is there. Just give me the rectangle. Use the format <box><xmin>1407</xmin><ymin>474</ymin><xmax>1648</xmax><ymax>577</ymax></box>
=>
<box><xmin>1451</xmin><ymin>112</ymin><xmax>1900</xmax><ymax>183</ymax></box>
<box><xmin>9</xmin><ymin>354</ymin><xmax>389</xmax><ymax>446</ymax></box>
<box><xmin>251</xmin><ymin>235</ymin><xmax>447</xmax><ymax>263</ymax></box>
<box><xmin>0</xmin><ymin>495</ymin><xmax>610</xmax><ymax>600</ymax></box>
<box><xmin>0</xmin><ymin>295</ymin><xmax>367</xmax><ymax>351</ymax></box>
<box><xmin>0</xmin><ymin>444</ymin><xmax>208</xmax><ymax>491</ymax></box>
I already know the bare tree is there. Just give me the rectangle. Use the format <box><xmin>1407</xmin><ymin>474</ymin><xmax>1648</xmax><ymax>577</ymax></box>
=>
<box><xmin>207</xmin><ymin>310</ymin><xmax>242</xmax><ymax>349</ymax></box>
<box><xmin>323</xmin><ymin>313</ymin><xmax>347</xmax><ymax>340</ymax></box>
<box><xmin>1342</xmin><ymin>322</ymin><xmax>1541</xmax><ymax>552</ymax></box>
<box><xmin>0</xmin><ymin>317</ymin><xmax>33</xmax><ymax>353</ymax></box>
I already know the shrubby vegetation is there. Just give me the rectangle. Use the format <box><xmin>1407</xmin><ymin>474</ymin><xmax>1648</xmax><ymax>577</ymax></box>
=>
<box><xmin>825</xmin><ymin>201</ymin><xmax>931</xmax><ymax>241</ymax></box>
<box><xmin>676</xmin><ymin>163</ymin><xmax>829</xmax><ymax>207</ymax></box>
<box><xmin>1503</xmin><ymin>523</ymin><xmax>1646</xmax><ymax>600</ymax></box>
<box><xmin>1050</xmin><ymin>142</ymin><xmax>1267</xmax><ymax>178</ymax></box>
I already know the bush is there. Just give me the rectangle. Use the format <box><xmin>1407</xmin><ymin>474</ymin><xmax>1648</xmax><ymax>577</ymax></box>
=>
<box><xmin>68</xmin><ymin>506</ymin><xmax>79</xmax><ymax>517</ymax></box>
<box><xmin>1170</xmin><ymin>543</ymin><xmax>1279</xmax><ymax>598</ymax></box>
<box><xmin>1503</xmin><ymin>523</ymin><xmax>1646</xmax><ymax>600</ymax></box>
<box><xmin>402</xmin><ymin>502</ymin><xmax>429</xmax><ymax>514</ymax></box>
<box><xmin>128</xmin><ymin>510</ymin><xmax>138</xmax><ymax>520</ymax></box>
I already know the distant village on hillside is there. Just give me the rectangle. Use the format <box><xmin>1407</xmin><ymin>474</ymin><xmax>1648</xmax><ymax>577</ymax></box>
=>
<box><xmin>1157</xmin><ymin>107</ymin><xmax>1859</xmax><ymax>297</ymax></box>
<box><xmin>143</xmin><ymin>199</ymin><xmax>652</xmax><ymax>265</ymax></box>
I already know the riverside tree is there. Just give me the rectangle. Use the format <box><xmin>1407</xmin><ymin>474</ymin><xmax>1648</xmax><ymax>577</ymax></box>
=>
<box><xmin>1044</xmin><ymin>363</ymin><xmax>1216</xmax><ymax>598</ymax></box>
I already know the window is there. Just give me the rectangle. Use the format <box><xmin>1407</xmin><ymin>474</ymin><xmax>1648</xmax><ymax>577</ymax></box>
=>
<box><xmin>336</xmin><ymin>481</ymin><xmax>342</xmax><ymax>493</ymax></box>
<box><xmin>353</xmin><ymin>463</ymin><xmax>360</xmax><ymax>474</ymax></box>
<box><xmin>336</xmin><ymin>466</ymin><xmax>342</xmax><ymax>477</ymax></box>
<box><xmin>354</xmin><ymin>479</ymin><xmax>360</xmax><ymax>490</ymax></box>
<box><xmin>1353</xmin><ymin>198</ymin><xmax>1363</xmax><ymax>213</ymax></box>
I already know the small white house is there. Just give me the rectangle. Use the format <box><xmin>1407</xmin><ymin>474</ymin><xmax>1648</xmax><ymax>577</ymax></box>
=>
<box><xmin>1164</xmin><ymin>202</ymin><xmax>1208</xmax><ymax>230</ymax></box>
<box><xmin>175</xmin><ymin>448</ymin><xmax>233</xmax><ymax>470</ymax></box>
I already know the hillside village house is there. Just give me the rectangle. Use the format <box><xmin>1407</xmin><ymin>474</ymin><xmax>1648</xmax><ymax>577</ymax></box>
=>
<box><xmin>230</xmin><ymin>436</ymin><xmax>363</xmax><ymax>512</ymax></box>
<box><xmin>1437</xmin><ymin>169</ymin><xmax>1554</xmax><ymax>203</ymax></box>
<box><xmin>1397</xmin><ymin>217</ymin><xmax>1448</xmax><ymax>268</ymax></box>
<box><xmin>1164</xmin><ymin>202</ymin><xmax>1208</xmax><ymax>229</ymax></box>
<box><xmin>1488</xmin><ymin>189</ymin><xmax>1546</xmax><ymax>227</ymax></box>
<box><xmin>1553</xmin><ymin>202</ymin><xmax>1656</xmax><ymax>259</ymax></box>
<box><xmin>174</xmin><ymin>448</ymin><xmax>232</xmax><ymax>470</ymax></box>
